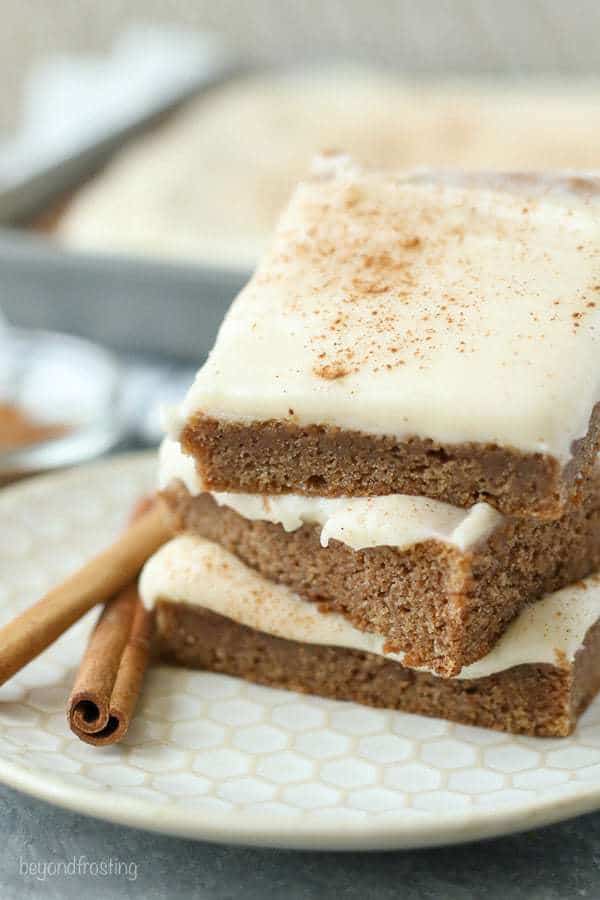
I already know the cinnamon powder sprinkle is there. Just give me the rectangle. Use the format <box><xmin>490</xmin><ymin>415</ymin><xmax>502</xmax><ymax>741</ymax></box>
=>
<box><xmin>314</xmin><ymin>363</ymin><xmax>351</xmax><ymax>381</ymax></box>
<box><xmin>264</xmin><ymin>170</ymin><xmax>600</xmax><ymax>382</ymax></box>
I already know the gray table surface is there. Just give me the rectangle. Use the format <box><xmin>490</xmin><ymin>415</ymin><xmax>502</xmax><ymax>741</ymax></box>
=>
<box><xmin>1</xmin><ymin>784</ymin><xmax>599</xmax><ymax>899</ymax></box>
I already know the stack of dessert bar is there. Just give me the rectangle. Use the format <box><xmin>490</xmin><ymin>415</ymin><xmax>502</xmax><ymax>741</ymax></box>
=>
<box><xmin>140</xmin><ymin>158</ymin><xmax>600</xmax><ymax>736</ymax></box>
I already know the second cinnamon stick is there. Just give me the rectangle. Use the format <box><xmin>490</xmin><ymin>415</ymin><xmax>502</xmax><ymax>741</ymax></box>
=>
<box><xmin>68</xmin><ymin>586</ymin><xmax>154</xmax><ymax>746</ymax></box>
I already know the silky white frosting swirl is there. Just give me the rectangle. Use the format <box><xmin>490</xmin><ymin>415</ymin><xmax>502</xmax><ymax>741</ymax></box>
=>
<box><xmin>139</xmin><ymin>535</ymin><xmax>600</xmax><ymax>680</ymax></box>
<box><xmin>159</xmin><ymin>437</ymin><xmax>503</xmax><ymax>553</ymax></box>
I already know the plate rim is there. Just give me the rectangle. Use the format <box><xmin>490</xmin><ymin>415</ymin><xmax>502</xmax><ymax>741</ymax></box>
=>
<box><xmin>1</xmin><ymin>452</ymin><xmax>600</xmax><ymax>850</ymax></box>
<box><xmin>3</xmin><ymin>753</ymin><xmax>600</xmax><ymax>851</ymax></box>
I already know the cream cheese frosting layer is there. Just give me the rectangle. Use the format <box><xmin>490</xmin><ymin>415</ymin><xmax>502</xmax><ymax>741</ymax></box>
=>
<box><xmin>139</xmin><ymin>534</ymin><xmax>600</xmax><ymax>680</ymax></box>
<box><xmin>158</xmin><ymin>437</ymin><xmax>503</xmax><ymax>552</ymax></box>
<box><xmin>176</xmin><ymin>161</ymin><xmax>600</xmax><ymax>463</ymax></box>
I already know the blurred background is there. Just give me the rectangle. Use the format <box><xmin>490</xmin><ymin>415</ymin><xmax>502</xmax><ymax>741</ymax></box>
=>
<box><xmin>4</xmin><ymin>0</ymin><xmax>600</xmax><ymax>128</ymax></box>
<box><xmin>1</xmin><ymin>0</ymin><xmax>599</xmax><ymax>481</ymax></box>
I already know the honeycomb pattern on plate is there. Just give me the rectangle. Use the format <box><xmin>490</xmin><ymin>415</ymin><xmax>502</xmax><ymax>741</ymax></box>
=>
<box><xmin>1</xmin><ymin>454</ymin><xmax>600</xmax><ymax>833</ymax></box>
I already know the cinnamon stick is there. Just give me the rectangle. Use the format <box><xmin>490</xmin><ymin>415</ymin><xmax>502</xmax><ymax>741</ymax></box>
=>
<box><xmin>68</xmin><ymin>585</ymin><xmax>154</xmax><ymax>746</ymax></box>
<box><xmin>0</xmin><ymin>503</ymin><xmax>170</xmax><ymax>686</ymax></box>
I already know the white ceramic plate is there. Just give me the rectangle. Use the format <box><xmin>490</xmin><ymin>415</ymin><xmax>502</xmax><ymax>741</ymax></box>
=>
<box><xmin>2</xmin><ymin>453</ymin><xmax>600</xmax><ymax>850</ymax></box>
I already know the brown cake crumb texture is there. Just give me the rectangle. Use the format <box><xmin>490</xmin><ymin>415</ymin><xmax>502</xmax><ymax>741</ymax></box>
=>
<box><xmin>181</xmin><ymin>402</ymin><xmax>600</xmax><ymax>520</ymax></box>
<box><xmin>162</xmin><ymin>480</ymin><xmax>600</xmax><ymax>677</ymax></box>
<box><xmin>155</xmin><ymin>602</ymin><xmax>600</xmax><ymax>738</ymax></box>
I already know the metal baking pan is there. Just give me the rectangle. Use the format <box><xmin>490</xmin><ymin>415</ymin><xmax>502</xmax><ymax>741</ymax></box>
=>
<box><xmin>0</xmin><ymin>227</ymin><xmax>246</xmax><ymax>362</ymax></box>
<box><xmin>0</xmin><ymin>48</ymin><xmax>253</xmax><ymax>361</ymax></box>
<box><xmin>0</xmin><ymin>30</ymin><xmax>242</xmax><ymax>228</ymax></box>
